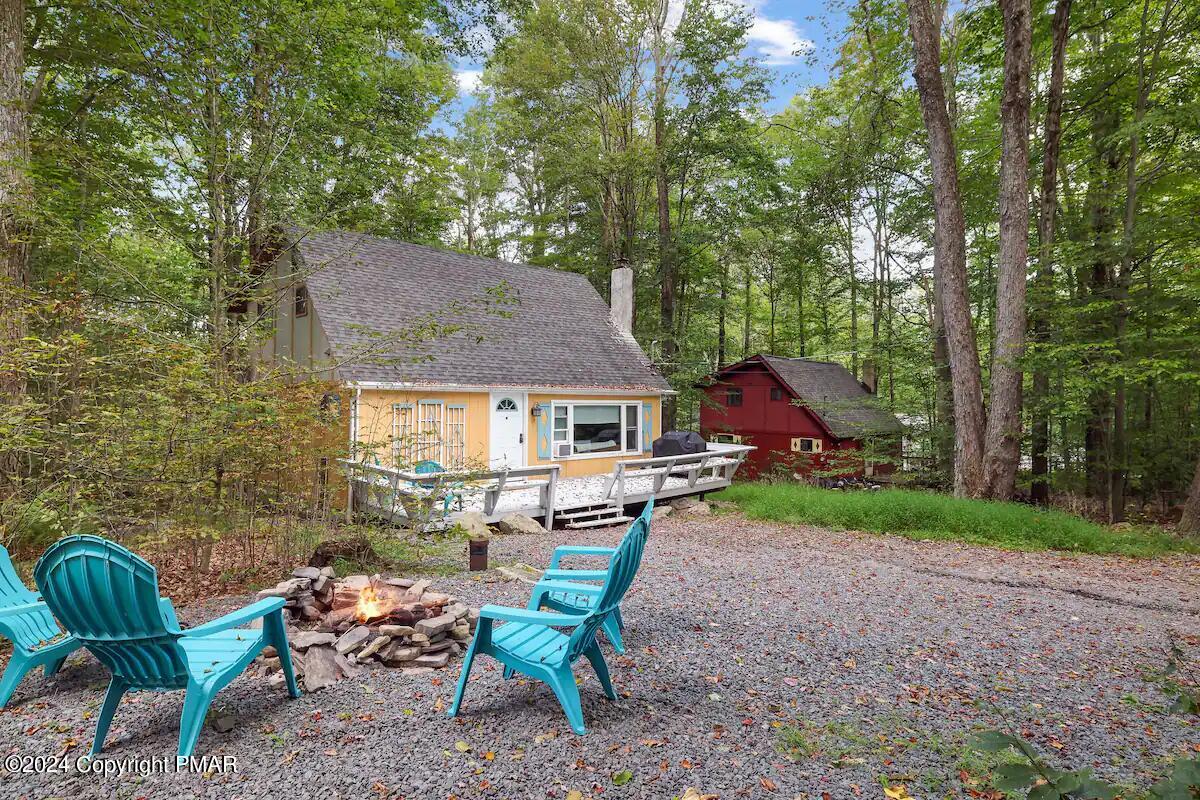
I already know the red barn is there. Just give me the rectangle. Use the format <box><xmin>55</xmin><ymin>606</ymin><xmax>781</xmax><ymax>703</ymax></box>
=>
<box><xmin>698</xmin><ymin>354</ymin><xmax>904</xmax><ymax>479</ymax></box>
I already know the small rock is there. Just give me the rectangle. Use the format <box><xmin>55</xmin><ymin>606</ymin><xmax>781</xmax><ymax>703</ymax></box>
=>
<box><xmin>303</xmin><ymin>645</ymin><xmax>342</xmax><ymax>691</ymax></box>
<box><xmin>211</xmin><ymin>713</ymin><xmax>236</xmax><ymax>734</ymax></box>
<box><xmin>444</xmin><ymin>602</ymin><xmax>469</xmax><ymax>620</ymax></box>
<box><xmin>358</xmin><ymin>635</ymin><xmax>392</xmax><ymax>660</ymax></box>
<box><xmin>410</xmin><ymin>633</ymin><xmax>430</xmax><ymax>647</ymax></box>
<box><xmin>384</xmin><ymin>577</ymin><xmax>415</xmax><ymax>589</ymax></box>
<box><xmin>292</xmin><ymin>566</ymin><xmax>322</xmax><ymax>580</ymax></box>
<box><xmin>416</xmin><ymin>613</ymin><xmax>457</xmax><ymax>638</ymax></box>
<box><xmin>412</xmin><ymin>651</ymin><xmax>450</xmax><ymax>669</ymax></box>
<box><xmin>384</xmin><ymin>645</ymin><xmax>421</xmax><ymax>664</ymax></box>
<box><xmin>652</xmin><ymin>505</ymin><xmax>674</xmax><ymax>520</ymax></box>
<box><xmin>379</xmin><ymin>624</ymin><xmax>416</xmax><ymax>638</ymax></box>
<box><xmin>320</xmin><ymin>566</ymin><xmax>335</xmax><ymax>578</ymax></box>
<box><xmin>335</xmin><ymin>625</ymin><xmax>371</xmax><ymax>655</ymax></box>
<box><xmin>686</xmin><ymin>501</ymin><xmax>711</xmax><ymax>515</ymax></box>
<box><xmin>261</xmin><ymin>645</ymin><xmax>278</xmax><ymax>659</ymax></box>
<box><xmin>401</xmin><ymin>667</ymin><xmax>435</xmax><ymax>676</ymax></box>
<box><xmin>425</xmin><ymin>639</ymin><xmax>453</xmax><ymax>653</ymax></box>
<box><xmin>669</xmin><ymin>496</ymin><xmax>698</xmax><ymax>510</ymax></box>
<box><xmin>497</xmin><ymin>513</ymin><xmax>547</xmax><ymax>536</ymax></box>
<box><xmin>341</xmin><ymin>574</ymin><xmax>371</xmax><ymax>591</ymax></box>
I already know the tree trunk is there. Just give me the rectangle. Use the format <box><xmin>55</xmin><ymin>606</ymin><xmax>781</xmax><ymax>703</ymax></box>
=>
<box><xmin>1180</xmin><ymin>455</ymin><xmax>1200</xmax><ymax>535</ymax></box>
<box><xmin>1030</xmin><ymin>0</ymin><xmax>1072</xmax><ymax>506</ymax></box>
<box><xmin>717</xmin><ymin>260</ymin><xmax>728</xmax><ymax>367</ymax></box>
<box><xmin>982</xmin><ymin>0</ymin><xmax>1033</xmax><ymax>500</ymax></box>
<box><xmin>652</xmin><ymin>0</ymin><xmax>676</xmax><ymax>430</ymax></box>
<box><xmin>0</xmin><ymin>0</ymin><xmax>29</xmax><ymax>405</ymax></box>
<box><xmin>903</xmin><ymin>0</ymin><xmax>986</xmax><ymax>497</ymax></box>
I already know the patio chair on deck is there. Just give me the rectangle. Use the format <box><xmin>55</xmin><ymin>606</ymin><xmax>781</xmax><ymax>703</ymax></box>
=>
<box><xmin>447</xmin><ymin>499</ymin><xmax>651</xmax><ymax>735</ymax></box>
<box><xmin>413</xmin><ymin>459</ymin><xmax>466</xmax><ymax>513</ymax></box>
<box><xmin>524</xmin><ymin>498</ymin><xmax>654</xmax><ymax>655</ymax></box>
<box><xmin>34</xmin><ymin>535</ymin><xmax>299</xmax><ymax>757</ymax></box>
<box><xmin>0</xmin><ymin>544</ymin><xmax>81</xmax><ymax>707</ymax></box>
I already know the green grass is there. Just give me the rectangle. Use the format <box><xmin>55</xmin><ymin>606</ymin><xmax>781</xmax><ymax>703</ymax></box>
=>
<box><xmin>716</xmin><ymin>482</ymin><xmax>1200</xmax><ymax>558</ymax></box>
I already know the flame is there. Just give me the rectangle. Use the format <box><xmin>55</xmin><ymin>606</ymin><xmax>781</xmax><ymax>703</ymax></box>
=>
<box><xmin>356</xmin><ymin>584</ymin><xmax>386</xmax><ymax>623</ymax></box>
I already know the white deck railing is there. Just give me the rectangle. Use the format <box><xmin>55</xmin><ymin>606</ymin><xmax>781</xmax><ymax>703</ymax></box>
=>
<box><xmin>599</xmin><ymin>443</ymin><xmax>755</xmax><ymax>508</ymax></box>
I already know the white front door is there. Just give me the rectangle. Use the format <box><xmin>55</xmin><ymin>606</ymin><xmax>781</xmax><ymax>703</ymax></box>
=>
<box><xmin>489</xmin><ymin>393</ymin><xmax>526</xmax><ymax>468</ymax></box>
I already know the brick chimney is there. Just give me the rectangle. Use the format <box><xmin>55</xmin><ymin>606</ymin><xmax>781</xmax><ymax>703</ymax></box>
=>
<box><xmin>610</xmin><ymin>265</ymin><xmax>634</xmax><ymax>336</ymax></box>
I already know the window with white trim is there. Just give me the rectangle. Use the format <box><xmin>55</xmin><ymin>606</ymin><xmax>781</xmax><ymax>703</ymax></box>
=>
<box><xmin>445</xmin><ymin>405</ymin><xmax>467</xmax><ymax>468</ymax></box>
<box><xmin>551</xmin><ymin>402</ymin><xmax>641</xmax><ymax>458</ymax></box>
<box><xmin>416</xmin><ymin>401</ymin><xmax>443</xmax><ymax>463</ymax></box>
<box><xmin>392</xmin><ymin>404</ymin><xmax>415</xmax><ymax>466</ymax></box>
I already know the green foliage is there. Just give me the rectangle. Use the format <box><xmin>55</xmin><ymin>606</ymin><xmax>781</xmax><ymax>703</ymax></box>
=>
<box><xmin>717</xmin><ymin>483</ymin><xmax>1198</xmax><ymax>557</ymax></box>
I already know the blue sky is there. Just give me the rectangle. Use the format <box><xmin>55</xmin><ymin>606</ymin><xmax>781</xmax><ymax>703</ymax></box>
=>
<box><xmin>449</xmin><ymin>0</ymin><xmax>849</xmax><ymax>119</ymax></box>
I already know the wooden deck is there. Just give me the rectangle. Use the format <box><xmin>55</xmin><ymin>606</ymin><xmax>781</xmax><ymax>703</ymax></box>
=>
<box><xmin>344</xmin><ymin>443</ymin><xmax>754</xmax><ymax>530</ymax></box>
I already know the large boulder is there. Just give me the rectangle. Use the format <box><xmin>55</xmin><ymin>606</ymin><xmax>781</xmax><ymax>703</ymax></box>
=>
<box><xmin>497</xmin><ymin>513</ymin><xmax>547</xmax><ymax>536</ymax></box>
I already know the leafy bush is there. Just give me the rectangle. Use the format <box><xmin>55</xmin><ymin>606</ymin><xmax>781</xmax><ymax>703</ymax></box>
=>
<box><xmin>717</xmin><ymin>483</ymin><xmax>1199</xmax><ymax>557</ymax></box>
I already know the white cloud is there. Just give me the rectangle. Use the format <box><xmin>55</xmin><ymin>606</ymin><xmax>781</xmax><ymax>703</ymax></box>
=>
<box><xmin>735</xmin><ymin>0</ymin><xmax>814</xmax><ymax>66</ymax></box>
<box><xmin>455</xmin><ymin>69</ymin><xmax>483</xmax><ymax>95</ymax></box>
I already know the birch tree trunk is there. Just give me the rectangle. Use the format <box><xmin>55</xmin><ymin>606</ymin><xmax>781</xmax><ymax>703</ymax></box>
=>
<box><xmin>903</xmin><ymin>0</ymin><xmax>986</xmax><ymax>497</ymax></box>
<box><xmin>1030</xmin><ymin>0</ymin><xmax>1073</xmax><ymax>506</ymax></box>
<box><xmin>983</xmin><ymin>0</ymin><xmax>1033</xmax><ymax>499</ymax></box>
<box><xmin>0</xmin><ymin>0</ymin><xmax>28</xmax><ymax>404</ymax></box>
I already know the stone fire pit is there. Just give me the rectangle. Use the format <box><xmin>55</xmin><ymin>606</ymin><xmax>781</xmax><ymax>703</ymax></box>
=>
<box><xmin>250</xmin><ymin>567</ymin><xmax>479</xmax><ymax>692</ymax></box>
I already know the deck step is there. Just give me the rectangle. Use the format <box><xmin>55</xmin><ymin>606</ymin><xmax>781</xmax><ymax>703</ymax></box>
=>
<box><xmin>557</xmin><ymin>506</ymin><xmax>622</xmax><ymax>521</ymax></box>
<box><xmin>565</xmin><ymin>515</ymin><xmax>634</xmax><ymax>529</ymax></box>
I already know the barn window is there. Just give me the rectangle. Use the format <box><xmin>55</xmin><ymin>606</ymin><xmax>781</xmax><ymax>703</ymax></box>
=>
<box><xmin>770</xmin><ymin>387</ymin><xmax>784</xmax><ymax>401</ymax></box>
<box><xmin>791</xmin><ymin>437</ymin><xmax>822</xmax><ymax>453</ymax></box>
<box><xmin>725</xmin><ymin>388</ymin><xmax>743</xmax><ymax>407</ymax></box>
<box><xmin>294</xmin><ymin>285</ymin><xmax>309</xmax><ymax>317</ymax></box>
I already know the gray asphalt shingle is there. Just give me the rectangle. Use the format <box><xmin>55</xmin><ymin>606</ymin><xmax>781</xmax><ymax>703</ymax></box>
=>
<box><xmin>292</xmin><ymin>230</ymin><xmax>669</xmax><ymax>391</ymax></box>
<box><xmin>761</xmin><ymin>355</ymin><xmax>905</xmax><ymax>438</ymax></box>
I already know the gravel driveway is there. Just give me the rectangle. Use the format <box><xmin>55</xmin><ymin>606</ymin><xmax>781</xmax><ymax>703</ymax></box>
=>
<box><xmin>2</xmin><ymin>508</ymin><xmax>1197</xmax><ymax>799</ymax></box>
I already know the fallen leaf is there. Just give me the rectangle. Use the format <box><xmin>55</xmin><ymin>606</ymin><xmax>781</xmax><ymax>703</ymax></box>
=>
<box><xmin>613</xmin><ymin>769</ymin><xmax>634</xmax><ymax>786</ymax></box>
<box><xmin>760</xmin><ymin>776</ymin><xmax>778</xmax><ymax>792</ymax></box>
<box><xmin>454</xmin><ymin>740</ymin><xmax>470</xmax><ymax>753</ymax></box>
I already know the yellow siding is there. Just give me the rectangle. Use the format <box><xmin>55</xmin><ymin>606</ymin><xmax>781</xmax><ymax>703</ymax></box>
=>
<box><xmin>354</xmin><ymin>389</ymin><xmax>662</xmax><ymax>478</ymax></box>
<box><xmin>354</xmin><ymin>389</ymin><xmax>489</xmax><ymax>469</ymax></box>
<box><xmin>526</xmin><ymin>393</ymin><xmax>661</xmax><ymax>478</ymax></box>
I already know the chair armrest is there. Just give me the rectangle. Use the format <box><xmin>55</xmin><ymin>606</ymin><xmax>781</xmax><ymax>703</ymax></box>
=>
<box><xmin>541</xmin><ymin>569</ymin><xmax>609</xmax><ymax>582</ymax></box>
<box><xmin>478</xmin><ymin>605</ymin><xmax>585</xmax><ymax>627</ymax></box>
<box><xmin>182</xmin><ymin>597</ymin><xmax>285</xmax><ymax>638</ymax></box>
<box><xmin>533</xmin><ymin>580</ymin><xmax>604</xmax><ymax>596</ymax></box>
<box><xmin>548</xmin><ymin>545</ymin><xmax>616</xmax><ymax>568</ymax></box>
<box><xmin>0</xmin><ymin>600</ymin><xmax>45</xmax><ymax>620</ymax></box>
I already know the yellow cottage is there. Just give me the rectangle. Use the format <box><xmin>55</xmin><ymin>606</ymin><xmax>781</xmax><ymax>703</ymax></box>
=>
<box><xmin>263</xmin><ymin>230</ymin><xmax>673</xmax><ymax>485</ymax></box>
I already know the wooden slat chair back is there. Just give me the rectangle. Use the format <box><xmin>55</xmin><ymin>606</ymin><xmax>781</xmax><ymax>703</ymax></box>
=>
<box><xmin>35</xmin><ymin>535</ymin><xmax>299</xmax><ymax>757</ymax></box>
<box><xmin>35</xmin><ymin>536</ymin><xmax>190</xmax><ymax>689</ymax></box>
<box><xmin>0</xmin><ymin>544</ymin><xmax>81</xmax><ymax>706</ymax></box>
<box><xmin>449</xmin><ymin>499</ymin><xmax>653</xmax><ymax>734</ymax></box>
<box><xmin>526</xmin><ymin>501</ymin><xmax>653</xmax><ymax>654</ymax></box>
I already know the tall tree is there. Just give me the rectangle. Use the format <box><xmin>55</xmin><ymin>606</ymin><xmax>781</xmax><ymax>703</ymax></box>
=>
<box><xmin>903</xmin><ymin>0</ymin><xmax>986</xmax><ymax>497</ymax></box>
<box><xmin>0</xmin><ymin>0</ymin><xmax>28</xmax><ymax>404</ymax></box>
<box><xmin>982</xmin><ymin>0</ymin><xmax>1033</xmax><ymax>499</ymax></box>
<box><xmin>1030</xmin><ymin>0</ymin><xmax>1073</xmax><ymax>505</ymax></box>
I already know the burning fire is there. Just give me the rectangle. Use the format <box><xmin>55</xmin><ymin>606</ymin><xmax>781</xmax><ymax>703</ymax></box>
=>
<box><xmin>356</xmin><ymin>584</ymin><xmax>386</xmax><ymax>623</ymax></box>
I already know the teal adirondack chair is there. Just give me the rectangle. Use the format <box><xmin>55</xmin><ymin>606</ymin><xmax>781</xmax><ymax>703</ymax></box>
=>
<box><xmin>0</xmin><ymin>545</ymin><xmax>81</xmax><ymax>707</ymax></box>
<box><xmin>448</xmin><ymin>499</ymin><xmax>652</xmax><ymax>734</ymax></box>
<box><xmin>34</xmin><ymin>535</ymin><xmax>299</xmax><ymax>758</ymax></box>
<box><xmin>524</xmin><ymin>500</ymin><xmax>654</xmax><ymax>655</ymax></box>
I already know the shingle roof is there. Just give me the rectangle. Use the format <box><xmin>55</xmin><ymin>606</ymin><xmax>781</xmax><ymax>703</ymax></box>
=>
<box><xmin>292</xmin><ymin>229</ymin><xmax>670</xmax><ymax>391</ymax></box>
<box><xmin>759</xmin><ymin>355</ymin><xmax>905</xmax><ymax>438</ymax></box>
